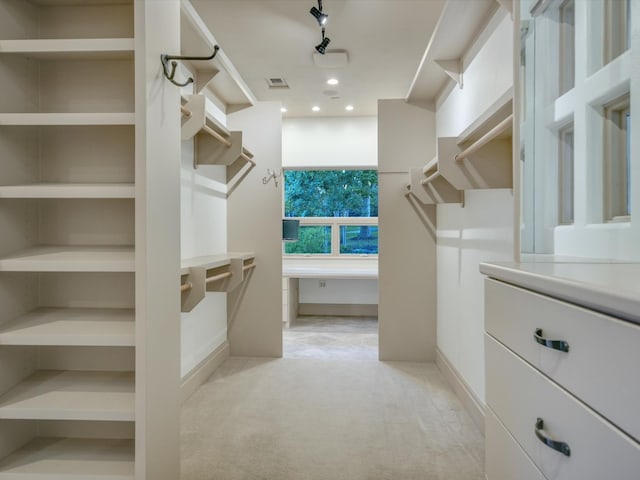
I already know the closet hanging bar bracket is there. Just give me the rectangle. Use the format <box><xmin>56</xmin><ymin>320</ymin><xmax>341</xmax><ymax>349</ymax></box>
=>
<box><xmin>160</xmin><ymin>46</ymin><xmax>220</xmax><ymax>87</ymax></box>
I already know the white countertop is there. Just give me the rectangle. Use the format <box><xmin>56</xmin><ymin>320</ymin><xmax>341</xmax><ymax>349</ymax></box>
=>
<box><xmin>479</xmin><ymin>261</ymin><xmax>640</xmax><ymax>324</ymax></box>
<box><xmin>283</xmin><ymin>257</ymin><xmax>378</xmax><ymax>279</ymax></box>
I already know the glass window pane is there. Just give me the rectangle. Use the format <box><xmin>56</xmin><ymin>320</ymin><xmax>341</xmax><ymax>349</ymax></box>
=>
<box><xmin>559</xmin><ymin>127</ymin><xmax>574</xmax><ymax>224</ymax></box>
<box><xmin>284</xmin><ymin>170</ymin><xmax>378</xmax><ymax>217</ymax></box>
<box><xmin>339</xmin><ymin>226</ymin><xmax>378</xmax><ymax>254</ymax></box>
<box><xmin>284</xmin><ymin>226</ymin><xmax>332</xmax><ymax>254</ymax></box>
<box><xmin>559</xmin><ymin>0</ymin><xmax>575</xmax><ymax>95</ymax></box>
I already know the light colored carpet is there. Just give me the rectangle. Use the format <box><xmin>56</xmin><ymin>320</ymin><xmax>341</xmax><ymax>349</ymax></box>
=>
<box><xmin>181</xmin><ymin>357</ymin><xmax>484</xmax><ymax>480</ymax></box>
<box><xmin>283</xmin><ymin>316</ymin><xmax>378</xmax><ymax>360</ymax></box>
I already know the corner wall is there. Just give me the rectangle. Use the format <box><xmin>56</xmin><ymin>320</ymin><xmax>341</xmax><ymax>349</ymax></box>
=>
<box><xmin>227</xmin><ymin>102</ymin><xmax>283</xmax><ymax>357</ymax></box>
<box><xmin>435</xmin><ymin>10</ymin><xmax>514</xmax><ymax>403</ymax></box>
<box><xmin>378</xmin><ymin>99</ymin><xmax>437</xmax><ymax>362</ymax></box>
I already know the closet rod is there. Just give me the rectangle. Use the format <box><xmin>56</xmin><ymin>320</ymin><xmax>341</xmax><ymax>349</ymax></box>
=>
<box><xmin>181</xmin><ymin>106</ymin><xmax>192</xmax><ymax>117</ymax></box>
<box><xmin>202</xmin><ymin>124</ymin><xmax>232</xmax><ymax>148</ymax></box>
<box><xmin>421</xmin><ymin>171</ymin><xmax>440</xmax><ymax>185</ymax></box>
<box><xmin>180</xmin><ymin>282</ymin><xmax>192</xmax><ymax>293</ymax></box>
<box><xmin>206</xmin><ymin>271</ymin><xmax>233</xmax><ymax>284</ymax></box>
<box><xmin>242</xmin><ymin>263</ymin><xmax>256</xmax><ymax>272</ymax></box>
<box><xmin>455</xmin><ymin>114</ymin><xmax>513</xmax><ymax>162</ymax></box>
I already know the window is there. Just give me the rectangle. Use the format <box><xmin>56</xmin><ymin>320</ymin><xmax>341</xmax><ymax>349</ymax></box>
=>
<box><xmin>605</xmin><ymin>0</ymin><xmax>630</xmax><ymax>64</ymax></box>
<box><xmin>559</xmin><ymin>125</ymin><xmax>575</xmax><ymax>224</ymax></box>
<box><xmin>283</xmin><ymin>169</ymin><xmax>378</xmax><ymax>255</ymax></box>
<box><xmin>559</xmin><ymin>0</ymin><xmax>575</xmax><ymax>95</ymax></box>
<box><xmin>604</xmin><ymin>95</ymin><xmax>631</xmax><ymax>221</ymax></box>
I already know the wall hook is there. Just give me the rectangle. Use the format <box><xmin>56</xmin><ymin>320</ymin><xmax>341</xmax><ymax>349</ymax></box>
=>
<box><xmin>262</xmin><ymin>169</ymin><xmax>282</xmax><ymax>187</ymax></box>
<box><xmin>160</xmin><ymin>45</ymin><xmax>220</xmax><ymax>87</ymax></box>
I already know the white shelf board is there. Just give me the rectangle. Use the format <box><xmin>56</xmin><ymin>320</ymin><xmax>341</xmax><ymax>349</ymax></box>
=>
<box><xmin>0</xmin><ymin>246</ymin><xmax>135</xmax><ymax>272</ymax></box>
<box><xmin>181</xmin><ymin>254</ymin><xmax>231</xmax><ymax>270</ymax></box>
<box><xmin>0</xmin><ymin>38</ymin><xmax>134</xmax><ymax>60</ymax></box>
<box><xmin>0</xmin><ymin>308</ymin><xmax>135</xmax><ymax>347</ymax></box>
<box><xmin>0</xmin><ymin>113</ymin><xmax>135</xmax><ymax>126</ymax></box>
<box><xmin>0</xmin><ymin>184</ymin><xmax>135</xmax><ymax>199</ymax></box>
<box><xmin>0</xmin><ymin>437</ymin><xmax>134</xmax><ymax>480</ymax></box>
<box><xmin>0</xmin><ymin>370</ymin><xmax>134</xmax><ymax>421</ymax></box>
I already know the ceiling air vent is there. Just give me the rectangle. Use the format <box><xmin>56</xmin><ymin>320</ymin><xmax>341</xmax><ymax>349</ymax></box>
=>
<box><xmin>267</xmin><ymin>77</ymin><xmax>289</xmax><ymax>89</ymax></box>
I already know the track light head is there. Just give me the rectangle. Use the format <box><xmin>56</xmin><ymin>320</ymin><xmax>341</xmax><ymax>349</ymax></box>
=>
<box><xmin>315</xmin><ymin>36</ymin><xmax>330</xmax><ymax>54</ymax></box>
<box><xmin>310</xmin><ymin>6</ymin><xmax>328</xmax><ymax>26</ymax></box>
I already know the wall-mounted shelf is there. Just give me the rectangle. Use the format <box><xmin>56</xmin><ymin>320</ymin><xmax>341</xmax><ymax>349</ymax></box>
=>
<box><xmin>0</xmin><ymin>183</ymin><xmax>135</xmax><ymax>199</ymax></box>
<box><xmin>408</xmin><ymin>156</ymin><xmax>461</xmax><ymax>205</ymax></box>
<box><xmin>180</xmin><ymin>0</ymin><xmax>255</xmax><ymax>113</ymax></box>
<box><xmin>437</xmin><ymin>92</ymin><xmax>513</xmax><ymax>191</ymax></box>
<box><xmin>180</xmin><ymin>253</ymin><xmax>255</xmax><ymax>312</ymax></box>
<box><xmin>0</xmin><ymin>370</ymin><xmax>134</xmax><ymax>421</ymax></box>
<box><xmin>0</xmin><ymin>308</ymin><xmax>135</xmax><ymax>347</ymax></box>
<box><xmin>0</xmin><ymin>437</ymin><xmax>134</xmax><ymax>480</ymax></box>
<box><xmin>181</xmin><ymin>94</ymin><xmax>256</xmax><ymax>182</ymax></box>
<box><xmin>0</xmin><ymin>38</ymin><xmax>134</xmax><ymax>59</ymax></box>
<box><xmin>0</xmin><ymin>113</ymin><xmax>135</xmax><ymax>126</ymax></box>
<box><xmin>0</xmin><ymin>246</ymin><xmax>135</xmax><ymax>273</ymax></box>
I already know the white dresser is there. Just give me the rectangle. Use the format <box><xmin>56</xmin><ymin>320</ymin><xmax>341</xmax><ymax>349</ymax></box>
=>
<box><xmin>480</xmin><ymin>262</ymin><xmax>640</xmax><ymax>480</ymax></box>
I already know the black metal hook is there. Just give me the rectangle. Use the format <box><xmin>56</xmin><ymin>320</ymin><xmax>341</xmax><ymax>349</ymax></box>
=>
<box><xmin>160</xmin><ymin>45</ymin><xmax>220</xmax><ymax>87</ymax></box>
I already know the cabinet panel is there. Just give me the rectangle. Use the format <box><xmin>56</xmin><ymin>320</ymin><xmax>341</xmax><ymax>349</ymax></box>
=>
<box><xmin>486</xmin><ymin>334</ymin><xmax>640</xmax><ymax>480</ymax></box>
<box><xmin>485</xmin><ymin>407</ymin><xmax>546</xmax><ymax>480</ymax></box>
<box><xmin>485</xmin><ymin>278</ymin><xmax>640</xmax><ymax>442</ymax></box>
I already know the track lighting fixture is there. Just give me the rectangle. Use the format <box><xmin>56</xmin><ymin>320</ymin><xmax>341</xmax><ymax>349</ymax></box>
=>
<box><xmin>310</xmin><ymin>6</ymin><xmax>328</xmax><ymax>26</ymax></box>
<box><xmin>309</xmin><ymin>0</ymin><xmax>328</xmax><ymax>26</ymax></box>
<box><xmin>315</xmin><ymin>35</ymin><xmax>330</xmax><ymax>54</ymax></box>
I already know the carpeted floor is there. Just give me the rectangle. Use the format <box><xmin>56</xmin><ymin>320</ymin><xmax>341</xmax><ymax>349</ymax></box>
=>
<box><xmin>181</xmin><ymin>357</ymin><xmax>485</xmax><ymax>480</ymax></box>
<box><xmin>282</xmin><ymin>315</ymin><xmax>378</xmax><ymax>360</ymax></box>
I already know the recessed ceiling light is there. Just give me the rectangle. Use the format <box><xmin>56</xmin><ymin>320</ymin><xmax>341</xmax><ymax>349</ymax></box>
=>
<box><xmin>281</xmin><ymin>107</ymin><xmax>287</xmax><ymax>113</ymax></box>
<box><xmin>327</xmin><ymin>78</ymin><xmax>339</xmax><ymax>85</ymax></box>
<box><xmin>345</xmin><ymin>105</ymin><xmax>354</xmax><ymax>111</ymax></box>
<box><xmin>312</xmin><ymin>106</ymin><xmax>320</xmax><ymax>112</ymax></box>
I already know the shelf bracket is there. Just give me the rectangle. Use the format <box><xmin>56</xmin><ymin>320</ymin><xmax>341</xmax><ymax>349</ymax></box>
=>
<box><xmin>434</xmin><ymin>59</ymin><xmax>463</xmax><ymax>89</ymax></box>
<box><xmin>161</xmin><ymin>46</ymin><xmax>220</xmax><ymax>87</ymax></box>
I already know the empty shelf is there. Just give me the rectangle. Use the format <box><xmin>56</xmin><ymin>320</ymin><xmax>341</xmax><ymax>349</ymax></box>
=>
<box><xmin>0</xmin><ymin>113</ymin><xmax>135</xmax><ymax>126</ymax></box>
<box><xmin>0</xmin><ymin>184</ymin><xmax>135</xmax><ymax>199</ymax></box>
<box><xmin>0</xmin><ymin>246</ymin><xmax>135</xmax><ymax>272</ymax></box>
<box><xmin>0</xmin><ymin>370</ymin><xmax>134</xmax><ymax>421</ymax></box>
<box><xmin>181</xmin><ymin>254</ymin><xmax>232</xmax><ymax>270</ymax></box>
<box><xmin>0</xmin><ymin>308</ymin><xmax>135</xmax><ymax>347</ymax></box>
<box><xmin>0</xmin><ymin>437</ymin><xmax>134</xmax><ymax>480</ymax></box>
<box><xmin>0</xmin><ymin>38</ymin><xmax>135</xmax><ymax>60</ymax></box>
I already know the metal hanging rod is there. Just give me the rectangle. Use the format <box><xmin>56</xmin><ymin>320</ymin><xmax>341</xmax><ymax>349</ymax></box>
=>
<box><xmin>160</xmin><ymin>46</ymin><xmax>220</xmax><ymax>87</ymax></box>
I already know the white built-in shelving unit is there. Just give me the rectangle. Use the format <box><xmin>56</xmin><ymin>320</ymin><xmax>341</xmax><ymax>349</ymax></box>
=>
<box><xmin>0</xmin><ymin>0</ymin><xmax>143</xmax><ymax>477</ymax></box>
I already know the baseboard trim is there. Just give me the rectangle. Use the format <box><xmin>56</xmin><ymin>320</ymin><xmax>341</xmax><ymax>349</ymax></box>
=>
<box><xmin>298</xmin><ymin>303</ymin><xmax>378</xmax><ymax>317</ymax></box>
<box><xmin>436</xmin><ymin>347</ymin><xmax>485</xmax><ymax>435</ymax></box>
<box><xmin>180</xmin><ymin>340</ymin><xmax>229</xmax><ymax>404</ymax></box>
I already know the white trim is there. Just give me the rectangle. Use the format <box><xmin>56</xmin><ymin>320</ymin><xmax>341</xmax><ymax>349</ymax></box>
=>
<box><xmin>180</xmin><ymin>340</ymin><xmax>229</xmax><ymax>403</ymax></box>
<box><xmin>436</xmin><ymin>347</ymin><xmax>486</xmax><ymax>435</ymax></box>
<box><xmin>297</xmin><ymin>303</ymin><xmax>378</xmax><ymax>317</ymax></box>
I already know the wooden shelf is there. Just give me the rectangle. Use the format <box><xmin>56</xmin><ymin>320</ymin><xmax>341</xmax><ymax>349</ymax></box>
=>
<box><xmin>180</xmin><ymin>1</ymin><xmax>255</xmax><ymax>112</ymax></box>
<box><xmin>0</xmin><ymin>38</ymin><xmax>135</xmax><ymax>59</ymax></box>
<box><xmin>180</xmin><ymin>253</ymin><xmax>256</xmax><ymax>312</ymax></box>
<box><xmin>0</xmin><ymin>308</ymin><xmax>135</xmax><ymax>347</ymax></box>
<box><xmin>0</xmin><ymin>246</ymin><xmax>135</xmax><ymax>272</ymax></box>
<box><xmin>408</xmin><ymin>159</ymin><xmax>461</xmax><ymax>205</ymax></box>
<box><xmin>0</xmin><ymin>370</ymin><xmax>134</xmax><ymax>421</ymax></box>
<box><xmin>0</xmin><ymin>184</ymin><xmax>135</xmax><ymax>199</ymax></box>
<box><xmin>0</xmin><ymin>113</ymin><xmax>135</xmax><ymax>126</ymax></box>
<box><xmin>0</xmin><ymin>437</ymin><xmax>134</xmax><ymax>480</ymax></box>
<box><xmin>437</xmin><ymin>92</ymin><xmax>513</xmax><ymax>191</ymax></box>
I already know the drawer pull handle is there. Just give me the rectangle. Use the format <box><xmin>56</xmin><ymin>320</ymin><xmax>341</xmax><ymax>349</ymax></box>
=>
<box><xmin>535</xmin><ymin>418</ymin><xmax>571</xmax><ymax>457</ymax></box>
<box><xmin>534</xmin><ymin>328</ymin><xmax>569</xmax><ymax>352</ymax></box>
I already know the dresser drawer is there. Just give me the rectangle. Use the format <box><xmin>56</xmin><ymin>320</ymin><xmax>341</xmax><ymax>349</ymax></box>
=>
<box><xmin>486</xmin><ymin>334</ymin><xmax>640</xmax><ymax>480</ymax></box>
<box><xmin>485</xmin><ymin>278</ymin><xmax>640</xmax><ymax>443</ymax></box>
<box><xmin>486</xmin><ymin>407</ymin><xmax>546</xmax><ymax>480</ymax></box>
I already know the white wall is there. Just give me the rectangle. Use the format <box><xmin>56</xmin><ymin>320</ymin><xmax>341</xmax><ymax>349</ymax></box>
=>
<box><xmin>180</xmin><ymin>136</ymin><xmax>228</xmax><ymax>377</ymax></box>
<box><xmin>299</xmin><ymin>278</ymin><xmax>377</xmax><ymax>304</ymax></box>
<box><xmin>227</xmin><ymin>102</ymin><xmax>283</xmax><ymax>357</ymax></box>
<box><xmin>378</xmin><ymin>99</ymin><xmax>437</xmax><ymax>362</ymax></box>
<box><xmin>282</xmin><ymin>116</ymin><xmax>377</xmax><ymax>168</ymax></box>
<box><xmin>435</xmin><ymin>10</ymin><xmax>514</xmax><ymax>403</ymax></box>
